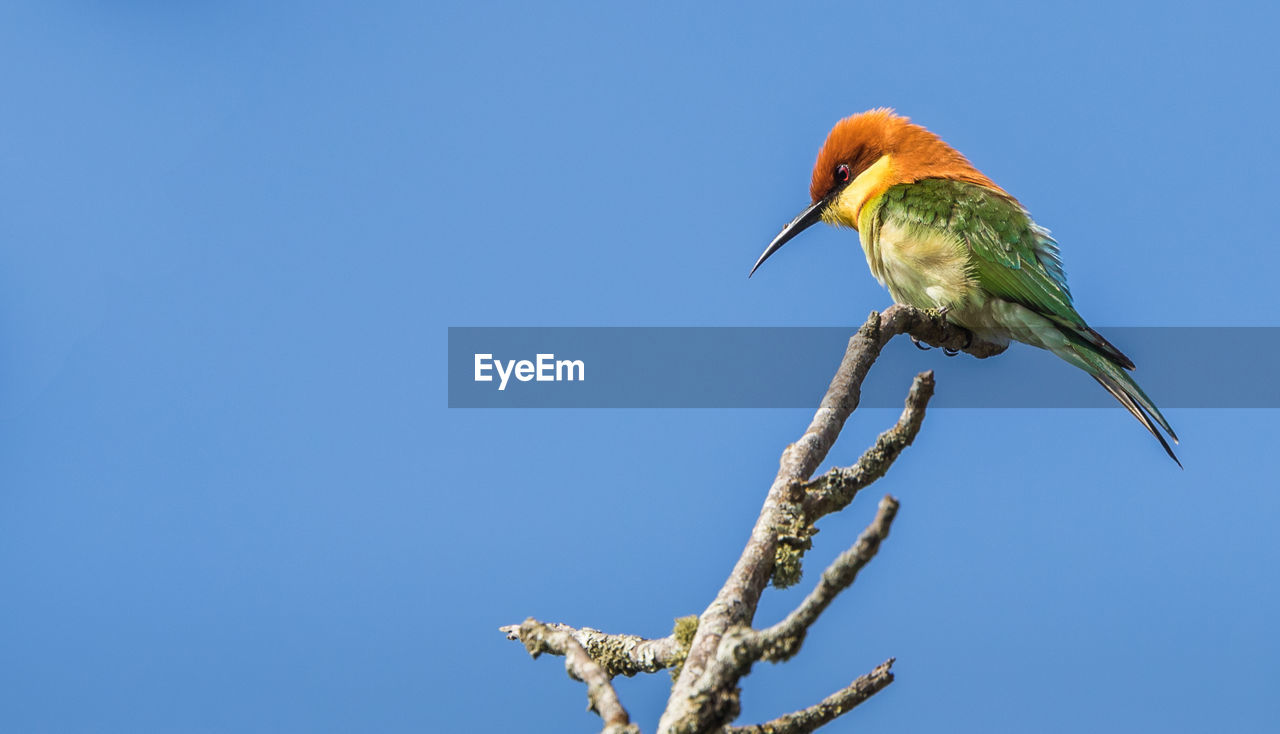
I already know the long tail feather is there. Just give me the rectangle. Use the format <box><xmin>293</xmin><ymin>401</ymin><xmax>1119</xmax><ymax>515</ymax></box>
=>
<box><xmin>1090</xmin><ymin>374</ymin><xmax>1181</xmax><ymax>467</ymax></box>
<box><xmin>1065</xmin><ymin>342</ymin><xmax>1180</xmax><ymax>466</ymax></box>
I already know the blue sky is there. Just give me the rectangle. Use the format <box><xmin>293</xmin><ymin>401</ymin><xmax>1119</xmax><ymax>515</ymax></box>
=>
<box><xmin>1</xmin><ymin>1</ymin><xmax>1277</xmax><ymax>732</ymax></box>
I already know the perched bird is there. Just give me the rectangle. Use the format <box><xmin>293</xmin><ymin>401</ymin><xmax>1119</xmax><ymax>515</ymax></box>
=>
<box><xmin>750</xmin><ymin>109</ymin><xmax>1179</xmax><ymax>464</ymax></box>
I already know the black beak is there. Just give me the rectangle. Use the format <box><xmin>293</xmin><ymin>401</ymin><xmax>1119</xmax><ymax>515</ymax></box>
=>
<box><xmin>748</xmin><ymin>197</ymin><xmax>828</xmax><ymax>277</ymax></box>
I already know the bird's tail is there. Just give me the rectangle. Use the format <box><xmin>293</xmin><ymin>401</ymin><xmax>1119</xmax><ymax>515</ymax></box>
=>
<box><xmin>1056</xmin><ymin>338</ymin><xmax>1180</xmax><ymax>466</ymax></box>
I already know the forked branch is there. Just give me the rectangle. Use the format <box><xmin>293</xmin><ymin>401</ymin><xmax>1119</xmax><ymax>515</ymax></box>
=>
<box><xmin>502</xmin><ymin>304</ymin><xmax>999</xmax><ymax>733</ymax></box>
<box><xmin>659</xmin><ymin>306</ymin><xmax>998</xmax><ymax>733</ymax></box>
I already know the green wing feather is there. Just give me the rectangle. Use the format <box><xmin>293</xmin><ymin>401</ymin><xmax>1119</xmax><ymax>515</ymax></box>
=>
<box><xmin>881</xmin><ymin>179</ymin><xmax>1134</xmax><ymax>369</ymax></box>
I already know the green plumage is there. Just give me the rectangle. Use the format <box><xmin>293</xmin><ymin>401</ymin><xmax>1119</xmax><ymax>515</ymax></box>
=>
<box><xmin>865</xmin><ymin>179</ymin><xmax>1179</xmax><ymax>464</ymax></box>
<box><xmin>879</xmin><ymin>179</ymin><xmax>1077</xmax><ymax>326</ymax></box>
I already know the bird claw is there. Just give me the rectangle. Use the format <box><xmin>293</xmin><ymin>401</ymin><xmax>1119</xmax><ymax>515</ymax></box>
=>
<box><xmin>943</xmin><ymin>330</ymin><xmax>973</xmax><ymax>357</ymax></box>
<box><xmin>911</xmin><ymin>336</ymin><xmax>932</xmax><ymax>351</ymax></box>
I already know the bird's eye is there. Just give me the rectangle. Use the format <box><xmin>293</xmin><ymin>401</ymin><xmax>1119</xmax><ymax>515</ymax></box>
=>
<box><xmin>835</xmin><ymin>163</ymin><xmax>851</xmax><ymax>183</ymax></box>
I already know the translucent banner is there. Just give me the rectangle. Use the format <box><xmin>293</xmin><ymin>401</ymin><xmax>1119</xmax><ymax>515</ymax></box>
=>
<box><xmin>447</xmin><ymin>327</ymin><xmax>1276</xmax><ymax>408</ymax></box>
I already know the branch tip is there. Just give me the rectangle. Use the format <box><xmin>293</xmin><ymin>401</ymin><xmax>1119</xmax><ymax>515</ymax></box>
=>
<box><xmin>508</xmin><ymin>619</ymin><xmax>637</xmax><ymax>732</ymax></box>
<box><xmin>726</xmin><ymin>658</ymin><xmax>896</xmax><ymax>734</ymax></box>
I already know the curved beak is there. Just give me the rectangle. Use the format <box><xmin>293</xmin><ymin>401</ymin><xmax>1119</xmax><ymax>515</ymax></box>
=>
<box><xmin>748</xmin><ymin>197</ymin><xmax>828</xmax><ymax>277</ymax></box>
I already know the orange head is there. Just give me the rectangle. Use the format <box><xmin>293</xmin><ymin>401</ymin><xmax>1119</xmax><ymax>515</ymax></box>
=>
<box><xmin>750</xmin><ymin>109</ymin><xmax>1003</xmax><ymax>277</ymax></box>
<box><xmin>807</xmin><ymin>108</ymin><xmax>999</xmax><ymax>205</ymax></box>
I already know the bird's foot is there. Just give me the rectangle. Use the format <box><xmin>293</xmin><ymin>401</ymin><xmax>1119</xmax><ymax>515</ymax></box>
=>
<box><xmin>943</xmin><ymin>329</ymin><xmax>974</xmax><ymax>357</ymax></box>
<box><xmin>911</xmin><ymin>336</ymin><xmax>932</xmax><ymax>351</ymax></box>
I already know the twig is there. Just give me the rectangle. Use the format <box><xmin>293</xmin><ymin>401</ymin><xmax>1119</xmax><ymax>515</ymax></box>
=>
<box><xmin>512</xmin><ymin>618</ymin><xmax>641</xmax><ymax>734</ymax></box>
<box><xmin>501</xmin><ymin>622</ymin><xmax>683</xmax><ymax>678</ymax></box>
<box><xmin>722</xmin><ymin>659</ymin><xmax>896</xmax><ymax>734</ymax></box>
<box><xmin>804</xmin><ymin>373</ymin><xmax>934</xmax><ymax>521</ymax></box>
<box><xmin>756</xmin><ymin>496</ymin><xmax>900</xmax><ymax>662</ymax></box>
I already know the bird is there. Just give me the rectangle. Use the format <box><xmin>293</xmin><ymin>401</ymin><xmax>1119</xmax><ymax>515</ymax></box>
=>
<box><xmin>749</xmin><ymin>108</ymin><xmax>1179</xmax><ymax>465</ymax></box>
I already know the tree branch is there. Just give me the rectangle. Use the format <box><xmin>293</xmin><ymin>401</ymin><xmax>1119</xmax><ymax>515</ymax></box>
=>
<box><xmin>502</xmin><ymin>622</ymin><xmax>684</xmax><ymax>678</ymax></box>
<box><xmin>722</xmin><ymin>659</ymin><xmax>896</xmax><ymax>734</ymax></box>
<box><xmin>503</xmin><ymin>304</ymin><xmax>1004</xmax><ymax>733</ymax></box>
<box><xmin>511</xmin><ymin>618</ymin><xmax>641</xmax><ymax>734</ymax></box>
<box><xmin>658</xmin><ymin>305</ymin><xmax>999</xmax><ymax>734</ymax></box>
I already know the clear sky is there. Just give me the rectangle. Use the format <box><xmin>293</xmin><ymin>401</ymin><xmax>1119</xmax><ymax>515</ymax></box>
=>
<box><xmin>1</xmin><ymin>1</ymin><xmax>1277</xmax><ymax>732</ymax></box>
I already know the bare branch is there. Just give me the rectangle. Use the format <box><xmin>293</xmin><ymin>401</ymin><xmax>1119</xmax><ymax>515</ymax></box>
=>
<box><xmin>502</xmin><ymin>622</ymin><xmax>683</xmax><ymax>678</ymax></box>
<box><xmin>723</xmin><ymin>659</ymin><xmax>896</xmax><ymax>734</ymax></box>
<box><xmin>504</xmin><ymin>304</ymin><xmax>1001</xmax><ymax>733</ymax></box>
<box><xmin>756</xmin><ymin>496</ymin><xmax>901</xmax><ymax>663</ymax></box>
<box><xmin>511</xmin><ymin>618</ymin><xmax>641</xmax><ymax>734</ymax></box>
<box><xmin>804</xmin><ymin>372</ymin><xmax>934</xmax><ymax>521</ymax></box>
<box><xmin>658</xmin><ymin>305</ymin><xmax>998</xmax><ymax>734</ymax></box>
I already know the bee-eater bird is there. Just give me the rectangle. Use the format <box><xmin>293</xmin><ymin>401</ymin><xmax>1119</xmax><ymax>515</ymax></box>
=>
<box><xmin>750</xmin><ymin>109</ymin><xmax>1179</xmax><ymax>464</ymax></box>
